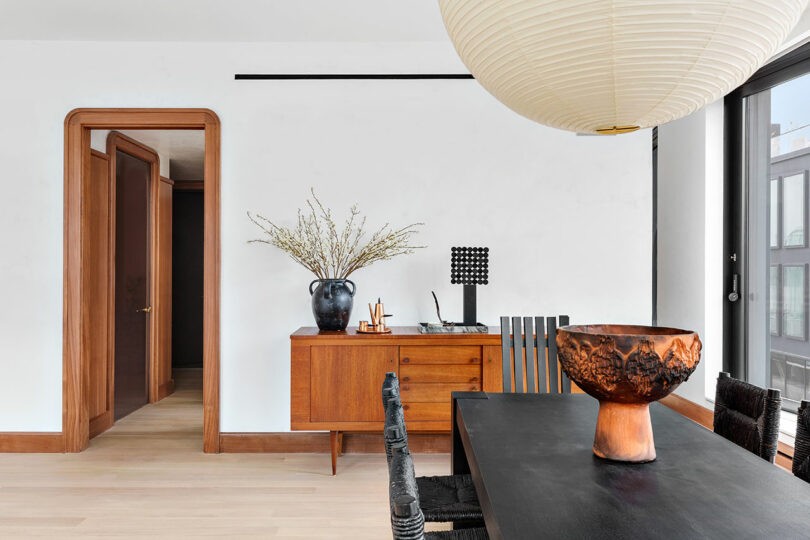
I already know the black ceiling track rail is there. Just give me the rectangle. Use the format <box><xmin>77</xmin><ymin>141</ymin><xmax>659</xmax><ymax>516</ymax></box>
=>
<box><xmin>235</xmin><ymin>73</ymin><xmax>474</xmax><ymax>80</ymax></box>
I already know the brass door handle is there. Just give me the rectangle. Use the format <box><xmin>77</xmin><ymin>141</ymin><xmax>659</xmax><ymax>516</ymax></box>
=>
<box><xmin>136</xmin><ymin>306</ymin><xmax>152</xmax><ymax>313</ymax></box>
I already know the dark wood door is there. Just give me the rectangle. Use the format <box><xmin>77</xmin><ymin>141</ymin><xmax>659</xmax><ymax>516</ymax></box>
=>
<box><xmin>114</xmin><ymin>150</ymin><xmax>151</xmax><ymax>420</ymax></box>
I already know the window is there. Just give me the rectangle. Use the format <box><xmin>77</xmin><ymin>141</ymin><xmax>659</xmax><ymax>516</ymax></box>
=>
<box><xmin>726</xmin><ymin>44</ymin><xmax>810</xmax><ymax>414</ymax></box>
<box><xmin>782</xmin><ymin>265</ymin><xmax>806</xmax><ymax>339</ymax></box>
<box><xmin>786</xmin><ymin>354</ymin><xmax>808</xmax><ymax>403</ymax></box>
<box><xmin>782</xmin><ymin>173</ymin><xmax>806</xmax><ymax>247</ymax></box>
<box><xmin>770</xmin><ymin>265</ymin><xmax>780</xmax><ymax>336</ymax></box>
<box><xmin>770</xmin><ymin>178</ymin><xmax>780</xmax><ymax>248</ymax></box>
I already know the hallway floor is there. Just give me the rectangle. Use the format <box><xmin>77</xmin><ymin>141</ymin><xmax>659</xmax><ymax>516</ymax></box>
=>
<box><xmin>0</xmin><ymin>370</ymin><xmax>449</xmax><ymax>538</ymax></box>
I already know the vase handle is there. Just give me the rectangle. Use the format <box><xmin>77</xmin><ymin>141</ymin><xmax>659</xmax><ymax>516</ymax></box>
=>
<box><xmin>309</xmin><ymin>279</ymin><xmax>320</xmax><ymax>296</ymax></box>
<box><xmin>345</xmin><ymin>279</ymin><xmax>356</xmax><ymax>297</ymax></box>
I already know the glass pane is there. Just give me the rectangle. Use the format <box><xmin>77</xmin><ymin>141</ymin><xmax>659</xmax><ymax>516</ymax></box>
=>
<box><xmin>745</xmin><ymin>71</ymin><xmax>810</xmax><ymax>409</ymax></box>
<box><xmin>783</xmin><ymin>173</ymin><xmax>805</xmax><ymax>247</ymax></box>
<box><xmin>770</xmin><ymin>179</ymin><xmax>779</xmax><ymax>248</ymax></box>
<box><xmin>771</xmin><ymin>73</ymin><xmax>810</xmax><ymax>157</ymax></box>
<box><xmin>771</xmin><ymin>352</ymin><xmax>786</xmax><ymax>393</ymax></box>
<box><xmin>783</xmin><ymin>265</ymin><xmax>805</xmax><ymax>339</ymax></box>
<box><xmin>770</xmin><ymin>266</ymin><xmax>780</xmax><ymax>335</ymax></box>
<box><xmin>806</xmin><ymin>359</ymin><xmax>810</xmax><ymax>401</ymax></box>
<box><xmin>786</xmin><ymin>355</ymin><xmax>806</xmax><ymax>402</ymax></box>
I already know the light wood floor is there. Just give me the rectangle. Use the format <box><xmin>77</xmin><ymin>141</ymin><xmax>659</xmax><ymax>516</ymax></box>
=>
<box><xmin>0</xmin><ymin>370</ymin><xmax>450</xmax><ymax>538</ymax></box>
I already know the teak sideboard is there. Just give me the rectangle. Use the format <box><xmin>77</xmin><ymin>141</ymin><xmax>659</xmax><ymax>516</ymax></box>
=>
<box><xmin>290</xmin><ymin>326</ymin><xmax>504</xmax><ymax>474</ymax></box>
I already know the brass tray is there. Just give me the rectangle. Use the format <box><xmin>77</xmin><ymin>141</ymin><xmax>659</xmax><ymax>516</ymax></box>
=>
<box><xmin>356</xmin><ymin>326</ymin><xmax>392</xmax><ymax>334</ymax></box>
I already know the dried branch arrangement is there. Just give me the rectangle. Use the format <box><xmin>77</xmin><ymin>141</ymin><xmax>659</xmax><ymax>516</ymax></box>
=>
<box><xmin>248</xmin><ymin>189</ymin><xmax>424</xmax><ymax>279</ymax></box>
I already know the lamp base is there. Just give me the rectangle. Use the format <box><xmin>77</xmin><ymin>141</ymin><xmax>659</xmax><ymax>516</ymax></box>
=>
<box><xmin>593</xmin><ymin>400</ymin><xmax>656</xmax><ymax>463</ymax></box>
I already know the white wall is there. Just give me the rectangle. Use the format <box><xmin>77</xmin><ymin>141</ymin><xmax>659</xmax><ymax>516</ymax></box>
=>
<box><xmin>657</xmin><ymin>101</ymin><xmax>724</xmax><ymax>408</ymax></box>
<box><xmin>0</xmin><ymin>40</ymin><xmax>651</xmax><ymax>432</ymax></box>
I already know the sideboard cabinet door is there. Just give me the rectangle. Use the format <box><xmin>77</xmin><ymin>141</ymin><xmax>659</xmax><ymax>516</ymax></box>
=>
<box><xmin>310</xmin><ymin>346</ymin><xmax>397</xmax><ymax>422</ymax></box>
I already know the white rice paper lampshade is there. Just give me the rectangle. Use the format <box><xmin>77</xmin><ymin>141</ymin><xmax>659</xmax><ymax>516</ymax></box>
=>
<box><xmin>438</xmin><ymin>0</ymin><xmax>808</xmax><ymax>133</ymax></box>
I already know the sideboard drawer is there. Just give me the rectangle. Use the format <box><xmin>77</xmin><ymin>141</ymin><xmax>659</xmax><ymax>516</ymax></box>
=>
<box><xmin>403</xmin><ymin>402</ymin><xmax>452</xmax><ymax>422</ymax></box>
<box><xmin>400</xmin><ymin>346</ymin><xmax>481</xmax><ymax>365</ymax></box>
<box><xmin>400</xmin><ymin>382</ymin><xmax>481</xmax><ymax>402</ymax></box>
<box><xmin>400</xmin><ymin>364</ymin><xmax>481</xmax><ymax>384</ymax></box>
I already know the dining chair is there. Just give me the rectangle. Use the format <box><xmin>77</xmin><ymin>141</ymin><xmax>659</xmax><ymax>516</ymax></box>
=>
<box><xmin>713</xmin><ymin>372</ymin><xmax>781</xmax><ymax>463</ymax></box>
<box><xmin>793</xmin><ymin>400</ymin><xmax>810</xmax><ymax>483</ymax></box>
<box><xmin>383</xmin><ymin>382</ymin><xmax>484</xmax><ymax>527</ymax></box>
<box><xmin>500</xmin><ymin>315</ymin><xmax>571</xmax><ymax>394</ymax></box>
<box><xmin>383</xmin><ymin>371</ymin><xmax>399</xmax><ymax>416</ymax></box>
<box><xmin>383</xmin><ymin>393</ymin><xmax>408</xmax><ymax>467</ymax></box>
<box><xmin>388</xmin><ymin>441</ymin><xmax>489</xmax><ymax>540</ymax></box>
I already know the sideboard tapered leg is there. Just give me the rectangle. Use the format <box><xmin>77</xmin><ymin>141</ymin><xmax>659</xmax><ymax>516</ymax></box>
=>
<box><xmin>330</xmin><ymin>431</ymin><xmax>339</xmax><ymax>475</ymax></box>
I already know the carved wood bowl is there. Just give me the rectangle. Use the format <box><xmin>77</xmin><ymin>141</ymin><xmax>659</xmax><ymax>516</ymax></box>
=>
<box><xmin>556</xmin><ymin>325</ymin><xmax>702</xmax><ymax>463</ymax></box>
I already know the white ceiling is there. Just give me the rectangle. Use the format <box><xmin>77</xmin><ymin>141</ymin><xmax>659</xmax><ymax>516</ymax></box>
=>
<box><xmin>3</xmin><ymin>1</ymin><xmax>808</xmax><ymax>52</ymax></box>
<box><xmin>119</xmin><ymin>130</ymin><xmax>205</xmax><ymax>181</ymax></box>
<box><xmin>3</xmin><ymin>1</ymin><xmax>809</xmax><ymax>47</ymax></box>
<box><xmin>0</xmin><ymin>0</ymin><xmax>449</xmax><ymax>42</ymax></box>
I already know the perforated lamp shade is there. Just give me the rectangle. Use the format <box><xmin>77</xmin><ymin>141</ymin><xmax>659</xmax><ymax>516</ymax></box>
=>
<box><xmin>438</xmin><ymin>0</ymin><xmax>808</xmax><ymax>134</ymax></box>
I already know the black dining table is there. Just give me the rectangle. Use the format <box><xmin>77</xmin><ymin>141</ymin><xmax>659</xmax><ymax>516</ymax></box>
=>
<box><xmin>451</xmin><ymin>392</ymin><xmax>810</xmax><ymax>540</ymax></box>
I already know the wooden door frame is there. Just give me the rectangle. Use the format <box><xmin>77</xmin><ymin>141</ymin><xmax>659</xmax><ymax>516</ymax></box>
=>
<box><xmin>156</xmin><ymin>174</ymin><xmax>176</xmax><ymax>403</ymax></box>
<box><xmin>64</xmin><ymin>109</ymin><xmax>220</xmax><ymax>453</ymax></box>
<box><xmin>106</xmin><ymin>132</ymin><xmax>161</xmax><ymax>422</ymax></box>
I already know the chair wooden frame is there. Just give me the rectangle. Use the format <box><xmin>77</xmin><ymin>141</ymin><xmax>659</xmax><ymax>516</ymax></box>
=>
<box><xmin>500</xmin><ymin>316</ymin><xmax>570</xmax><ymax>394</ymax></box>
<box><xmin>63</xmin><ymin>108</ymin><xmax>221</xmax><ymax>453</ymax></box>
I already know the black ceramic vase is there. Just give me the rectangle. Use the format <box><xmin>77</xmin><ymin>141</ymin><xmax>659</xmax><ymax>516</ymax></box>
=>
<box><xmin>309</xmin><ymin>279</ymin><xmax>356</xmax><ymax>331</ymax></box>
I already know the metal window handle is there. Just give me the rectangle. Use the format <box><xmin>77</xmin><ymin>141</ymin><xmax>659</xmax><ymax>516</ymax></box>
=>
<box><xmin>136</xmin><ymin>306</ymin><xmax>152</xmax><ymax>313</ymax></box>
<box><xmin>728</xmin><ymin>274</ymin><xmax>740</xmax><ymax>302</ymax></box>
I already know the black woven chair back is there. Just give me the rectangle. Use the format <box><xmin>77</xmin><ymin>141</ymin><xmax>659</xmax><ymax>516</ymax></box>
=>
<box><xmin>713</xmin><ymin>372</ymin><xmax>781</xmax><ymax>462</ymax></box>
<box><xmin>383</xmin><ymin>372</ymin><xmax>408</xmax><ymax>468</ymax></box>
<box><xmin>383</xmin><ymin>371</ymin><xmax>400</xmax><ymax>412</ymax></box>
<box><xmin>794</xmin><ymin>400</ymin><xmax>810</xmax><ymax>482</ymax></box>
<box><xmin>388</xmin><ymin>442</ymin><xmax>426</xmax><ymax>540</ymax></box>
<box><xmin>384</xmin><ymin>393</ymin><xmax>408</xmax><ymax>466</ymax></box>
<box><xmin>500</xmin><ymin>315</ymin><xmax>571</xmax><ymax>393</ymax></box>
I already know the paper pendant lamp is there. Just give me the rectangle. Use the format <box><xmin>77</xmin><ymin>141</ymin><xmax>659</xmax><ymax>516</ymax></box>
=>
<box><xmin>438</xmin><ymin>0</ymin><xmax>808</xmax><ymax>133</ymax></box>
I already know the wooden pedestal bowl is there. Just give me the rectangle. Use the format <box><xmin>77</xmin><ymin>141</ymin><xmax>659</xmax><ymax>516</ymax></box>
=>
<box><xmin>556</xmin><ymin>325</ymin><xmax>702</xmax><ymax>463</ymax></box>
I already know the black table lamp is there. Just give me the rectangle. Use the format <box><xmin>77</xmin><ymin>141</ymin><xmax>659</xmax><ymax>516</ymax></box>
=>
<box><xmin>451</xmin><ymin>246</ymin><xmax>489</xmax><ymax>326</ymax></box>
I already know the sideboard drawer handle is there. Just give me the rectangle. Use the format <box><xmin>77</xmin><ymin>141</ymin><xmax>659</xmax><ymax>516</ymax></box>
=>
<box><xmin>470</xmin><ymin>377</ymin><xmax>479</xmax><ymax>382</ymax></box>
<box><xmin>402</xmin><ymin>377</ymin><xmax>410</xmax><ymax>382</ymax></box>
<box><xmin>402</xmin><ymin>358</ymin><xmax>410</xmax><ymax>363</ymax></box>
<box><xmin>471</xmin><ymin>358</ymin><xmax>479</xmax><ymax>363</ymax></box>
<box><xmin>403</xmin><ymin>405</ymin><xmax>410</xmax><ymax>410</ymax></box>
